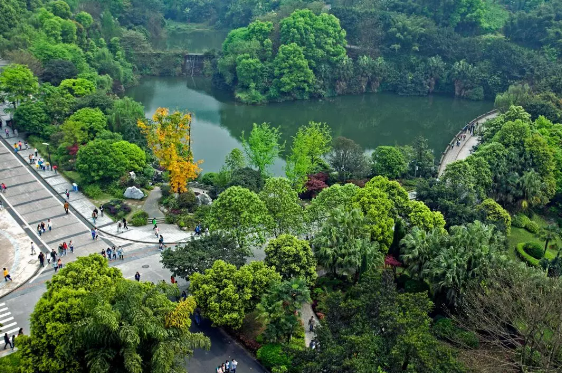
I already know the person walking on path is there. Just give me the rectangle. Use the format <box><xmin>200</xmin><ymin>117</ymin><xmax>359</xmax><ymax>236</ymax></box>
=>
<box><xmin>134</xmin><ymin>272</ymin><xmax>140</xmax><ymax>281</ymax></box>
<box><xmin>308</xmin><ymin>316</ymin><xmax>315</xmax><ymax>332</ymax></box>
<box><xmin>159</xmin><ymin>235</ymin><xmax>164</xmax><ymax>246</ymax></box>
<box><xmin>64</xmin><ymin>201</ymin><xmax>69</xmax><ymax>214</ymax></box>
<box><xmin>65</xmin><ymin>189</ymin><xmax>70</xmax><ymax>200</ymax></box>
<box><xmin>107</xmin><ymin>247</ymin><xmax>112</xmax><ymax>261</ymax></box>
<box><xmin>117</xmin><ymin>246</ymin><xmax>123</xmax><ymax>260</ymax></box>
<box><xmin>152</xmin><ymin>218</ymin><xmax>157</xmax><ymax>229</ymax></box>
<box><xmin>3</xmin><ymin>268</ymin><xmax>12</xmax><ymax>282</ymax></box>
<box><xmin>3</xmin><ymin>333</ymin><xmax>13</xmax><ymax>350</ymax></box>
<box><xmin>230</xmin><ymin>359</ymin><xmax>237</xmax><ymax>373</ymax></box>
<box><xmin>5</xmin><ymin>128</ymin><xmax>9</xmax><ymax>138</ymax></box>
<box><xmin>18</xmin><ymin>141</ymin><xmax>22</xmax><ymax>150</ymax></box>
<box><xmin>40</xmin><ymin>221</ymin><xmax>45</xmax><ymax>233</ymax></box>
<box><xmin>1</xmin><ymin>183</ymin><xmax>7</xmax><ymax>193</ymax></box>
<box><xmin>30</xmin><ymin>241</ymin><xmax>36</xmax><ymax>255</ymax></box>
<box><xmin>37</xmin><ymin>224</ymin><xmax>42</xmax><ymax>236</ymax></box>
<box><xmin>38</xmin><ymin>252</ymin><xmax>45</xmax><ymax>267</ymax></box>
<box><xmin>48</xmin><ymin>219</ymin><xmax>52</xmax><ymax>232</ymax></box>
<box><xmin>92</xmin><ymin>211</ymin><xmax>97</xmax><ymax>225</ymax></box>
<box><xmin>62</xmin><ymin>242</ymin><xmax>68</xmax><ymax>256</ymax></box>
<box><xmin>49</xmin><ymin>249</ymin><xmax>57</xmax><ymax>265</ymax></box>
<box><xmin>154</xmin><ymin>225</ymin><xmax>159</xmax><ymax>237</ymax></box>
<box><xmin>99</xmin><ymin>205</ymin><xmax>104</xmax><ymax>217</ymax></box>
<box><xmin>69</xmin><ymin>240</ymin><xmax>74</xmax><ymax>254</ymax></box>
<box><xmin>91</xmin><ymin>228</ymin><xmax>96</xmax><ymax>240</ymax></box>
<box><xmin>55</xmin><ymin>258</ymin><xmax>62</xmax><ymax>272</ymax></box>
<box><xmin>34</xmin><ymin>148</ymin><xmax>38</xmax><ymax>157</ymax></box>
<box><xmin>117</xmin><ymin>221</ymin><xmax>122</xmax><ymax>233</ymax></box>
<box><xmin>122</xmin><ymin>218</ymin><xmax>128</xmax><ymax>230</ymax></box>
<box><xmin>95</xmin><ymin>228</ymin><xmax>99</xmax><ymax>240</ymax></box>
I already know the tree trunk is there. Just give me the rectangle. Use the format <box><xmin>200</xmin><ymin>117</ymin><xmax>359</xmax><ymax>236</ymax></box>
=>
<box><xmin>544</xmin><ymin>239</ymin><xmax>550</xmax><ymax>256</ymax></box>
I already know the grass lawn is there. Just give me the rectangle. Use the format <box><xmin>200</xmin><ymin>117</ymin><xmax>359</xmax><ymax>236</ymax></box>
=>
<box><xmin>507</xmin><ymin>214</ymin><xmax>561</xmax><ymax>262</ymax></box>
<box><xmin>0</xmin><ymin>351</ymin><xmax>21</xmax><ymax>373</ymax></box>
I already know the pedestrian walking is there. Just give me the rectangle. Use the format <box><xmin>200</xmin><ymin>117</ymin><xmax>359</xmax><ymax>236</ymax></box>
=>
<box><xmin>95</xmin><ymin>228</ymin><xmax>99</xmax><ymax>240</ymax></box>
<box><xmin>117</xmin><ymin>221</ymin><xmax>122</xmax><ymax>233</ymax></box>
<box><xmin>159</xmin><ymin>242</ymin><xmax>164</xmax><ymax>251</ymax></box>
<box><xmin>1</xmin><ymin>182</ymin><xmax>7</xmax><ymax>193</ymax></box>
<box><xmin>117</xmin><ymin>246</ymin><xmax>123</xmax><ymax>260</ymax></box>
<box><xmin>159</xmin><ymin>235</ymin><xmax>164</xmax><ymax>245</ymax></box>
<box><xmin>40</xmin><ymin>221</ymin><xmax>45</xmax><ymax>233</ymax></box>
<box><xmin>24</xmin><ymin>141</ymin><xmax>28</xmax><ymax>150</ymax></box>
<box><xmin>38</xmin><ymin>252</ymin><xmax>45</xmax><ymax>267</ymax></box>
<box><xmin>230</xmin><ymin>359</ymin><xmax>237</xmax><ymax>373</ymax></box>
<box><xmin>154</xmin><ymin>225</ymin><xmax>159</xmax><ymax>237</ymax></box>
<box><xmin>107</xmin><ymin>247</ymin><xmax>112</xmax><ymax>261</ymax></box>
<box><xmin>99</xmin><ymin>204</ymin><xmax>104</xmax><ymax>217</ymax></box>
<box><xmin>62</xmin><ymin>241</ymin><xmax>68</xmax><ymax>256</ymax></box>
<box><xmin>225</xmin><ymin>360</ymin><xmax>230</xmax><ymax>373</ymax></box>
<box><xmin>112</xmin><ymin>250</ymin><xmax>116</xmax><ymax>260</ymax></box>
<box><xmin>152</xmin><ymin>218</ymin><xmax>157</xmax><ymax>229</ymax></box>
<box><xmin>55</xmin><ymin>258</ymin><xmax>63</xmax><ymax>272</ymax></box>
<box><xmin>18</xmin><ymin>141</ymin><xmax>22</xmax><ymax>150</ymax></box>
<box><xmin>69</xmin><ymin>240</ymin><xmax>74</xmax><ymax>253</ymax></box>
<box><xmin>3</xmin><ymin>333</ymin><xmax>12</xmax><ymax>350</ymax></box>
<box><xmin>134</xmin><ymin>271</ymin><xmax>140</xmax><ymax>281</ymax></box>
<box><xmin>30</xmin><ymin>241</ymin><xmax>36</xmax><ymax>255</ymax></box>
<box><xmin>17</xmin><ymin>328</ymin><xmax>23</xmax><ymax>336</ymax></box>
<box><xmin>3</xmin><ymin>268</ymin><xmax>12</xmax><ymax>282</ymax></box>
<box><xmin>122</xmin><ymin>218</ymin><xmax>128</xmax><ymax>230</ymax></box>
<box><xmin>48</xmin><ymin>218</ymin><xmax>52</xmax><ymax>232</ymax></box>
<box><xmin>171</xmin><ymin>275</ymin><xmax>175</xmax><ymax>284</ymax></box>
<box><xmin>101</xmin><ymin>249</ymin><xmax>106</xmax><ymax>258</ymax></box>
<box><xmin>34</xmin><ymin>148</ymin><xmax>38</xmax><ymax>157</ymax></box>
<box><xmin>221</xmin><ymin>363</ymin><xmax>227</xmax><ymax>373</ymax></box>
<box><xmin>92</xmin><ymin>211</ymin><xmax>97</xmax><ymax>224</ymax></box>
<box><xmin>28</xmin><ymin>153</ymin><xmax>32</xmax><ymax>163</ymax></box>
<box><xmin>37</xmin><ymin>224</ymin><xmax>42</xmax><ymax>236</ymax></box>
<box><xmin>58</xmin><ymin>243</ymin><xmax>63</xmax><ymax>257</ymax></box>
<box><xmin>5</xmin><ymin>128</ymin><xmax>9</xmax><ymax>138</ymax></box>
<box><xmin>50</xmin><ymin>249</ymin><xmax>57</xmax><ymax>264</ymax></box>
<box><xmin>91</xmin><ymin>228</ymin><xmax>96</xmax><ymax>240</ymax></box>
<box><xmin>64</xmin><ymin>201</ymin><xmax>69</xmax><ymax>214</ymax></box>
<box><xmin>309</xmin><ymin>316</ymin><xmax>315</xmax><ymax>332</ymax></box>
<box><xmin>65</xmin><ymin>189</ymin><xmax>70</xmax><ymax>199</ymax></box>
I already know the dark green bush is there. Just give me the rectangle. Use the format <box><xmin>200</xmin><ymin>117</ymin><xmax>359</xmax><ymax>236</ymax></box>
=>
<box><xmin>130</xmin><ymin>210</ymin><xmax>149</xmax><ymax>226</ymax></box>
<box><xmin>177</xmin><ymin>191</ymin><xmax>197</xmax><ymax>212</ymax></box>
<box><xmin>524</xmin><ymin>242</ymin><xmax>543</xmax><ymax>259</ymax></box>
<box><xmin>525</xmin><ymin>220</ymin><xmax>540</xmax><ymax>234</ymax></box>
<box><xmin>83</xmin><ymin>184</ymin><xmax>103</xmax><ymax>199</ymax></box>
<box><xmin>404</xmin><ymin>279</ymin><xmax>430</xmax><ymax>294</ymax></box>
<box><xmin>177</xmin><ymin>214</ymin><xmax>195</xmax><ymax>230</ymax></box>
<box><xmin>199</xmin><ymin>172</ymin><xmax>218</xmax><ymax>186</ymax></box>
<box><xmin>103</xmin><ymin>199</ymin><xmax>132</xmax><ymax>220</ymax></box>
<box><xmin>256</xmin><ymin>343</ymin><xmax>291</xmax><ymax>370</ymax></box>
<box><xmin>161</xmin><ymin>184</ymin><xmax>171</xmax><ymax>197</ymax></box>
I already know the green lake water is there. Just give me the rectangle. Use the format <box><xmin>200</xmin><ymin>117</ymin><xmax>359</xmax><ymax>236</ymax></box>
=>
<box><xmin>125</xmin><ymin>76</ymin><xmax>493</xmax><ymax>174</ymax></box>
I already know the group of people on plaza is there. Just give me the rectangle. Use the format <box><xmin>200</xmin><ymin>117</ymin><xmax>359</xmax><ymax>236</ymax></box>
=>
<box><xmin>101</xmin><ymin>245</ymin><xmax>124</xmax><ymax>261</ymax></box>
<box><xmin>117</xmin><ymin>217</ymin><xmax>129</xmax><ymax>233</ymax></box>
<box><xmin>91</xmin><ymin>206</ymin><xmax>104</xmax><ymax>224</ymax></box>
<box><xmin>12</xmin><ymin>141</ymin><xmax>28</xmax><ymax>153</ymax></box>
<box><xmin>36</xmin><ymin>218</ymin><xmax>53</xmax><ymax>237</ymax></box>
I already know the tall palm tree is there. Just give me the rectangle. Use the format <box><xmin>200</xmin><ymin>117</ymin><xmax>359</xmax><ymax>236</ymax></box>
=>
<box><xmin>399</xmin><ymin>227</ymin><xmax>444</xmax><ymax>280</ymax></box>
<box><xmin>537</xmin><ymin>224</ymin><xmax>561</xmax><ymax>256</ymax></box>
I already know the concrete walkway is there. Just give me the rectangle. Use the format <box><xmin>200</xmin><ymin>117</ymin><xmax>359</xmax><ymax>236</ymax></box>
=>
<box><xmin>300</xmin><ymin>302</ymin><xmax>320</xmax><ymax>347</ymax></box>
<box><xmin>437</xmin><ymin>111</ymin><xmax>498</xmax><ymax>176</ymax></box>
<box><xmin>143</xmin><ymin>186</ymin><xmax>165</xmax><ymax>219</ymax></box>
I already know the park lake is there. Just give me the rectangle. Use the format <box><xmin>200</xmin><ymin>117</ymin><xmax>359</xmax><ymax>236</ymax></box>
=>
<box><xmin>125</xmin><ymin>76</ymin><xmax>492</xmax><ymax>174</ymax></box>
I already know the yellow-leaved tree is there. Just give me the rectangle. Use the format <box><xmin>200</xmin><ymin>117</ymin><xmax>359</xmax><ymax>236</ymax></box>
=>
<box><xmin>138</xmin><ymin>108</ymin><xmax>202</xmax><ymax>192</ymax></box>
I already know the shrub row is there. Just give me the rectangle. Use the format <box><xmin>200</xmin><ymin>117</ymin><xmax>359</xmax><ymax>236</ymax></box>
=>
<box><xmin>511</xmin><ymin>214</ymin><xmax>540</xmax><ymax>234</ymax></box>
<box><xmin>516</xmin><ymin>243</ymin><xmax>540</xmax><ymax>267</ymax></box>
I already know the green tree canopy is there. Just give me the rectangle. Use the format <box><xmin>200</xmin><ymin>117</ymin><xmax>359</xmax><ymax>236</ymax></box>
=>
<box><xmin>161</xmin><ymin>233</ymin><xmax>247</xmax><ymax>280</ymax></box>
<box><xmin>208</xmin><ymin>186</ymin><xmax>273</xmax><ymax>250</ymax></box>
<box><xmin>61</xmin><ymin>107</ymin><xmax>108</xmax><ymax>145</ymax></box>
<box><xmin>19</xmin><ymin>255</ymin><xmax>210</xmax><ymax>373</ymax></box>
<box><xmin>13</xmin><ymin>100</ymin><xmax>48</xmax><ymax>135</ymax></box>
<box><xmin>259</xmin><ymin>177</ymin><xmax>304</xmax><ymax>237</ymax></box>
<box><xmin>371</xmin><ymin>146</ymin><xmax>408</xmax><ymax>179</ymax></box>
<box><xmin>264</xmin><ymin>234</ymin><xmax>317</xmax><ymax>286</ymax></box>
<box><xmin>327</xmin><ymin>136</ymin><xmax>369</xmax><ymax>182</ymax></box>
<box><xmin>241</xmin><ymin>122</ymin><xmax>284</xmax><ymax>177</ymax></box>
<box><xmin>189</xmin><ymin>260</ymin><xmax>281</xmax><ymax>329</ymax></box>
<box><xmin>0</xmin><ymin>64</ymin><xmax>39</xmax><ymax>111</ymax></box>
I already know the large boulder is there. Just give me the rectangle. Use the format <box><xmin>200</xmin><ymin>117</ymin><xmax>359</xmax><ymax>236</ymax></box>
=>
<box><xmin>124</xmin><ymin>186</ymin><xmax>144</xmax><ymax>200</ymax></box>
<box><xmin>196</xmin><ymin>193</ymin><xmax>212</xmax><ymax>206</ymax></box>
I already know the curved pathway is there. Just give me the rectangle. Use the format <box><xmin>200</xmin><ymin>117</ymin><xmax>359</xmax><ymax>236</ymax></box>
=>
<box><xmin>437</xmin><ymin>110</ymin><xmax>499</xmax><ymax>176</ymax></box>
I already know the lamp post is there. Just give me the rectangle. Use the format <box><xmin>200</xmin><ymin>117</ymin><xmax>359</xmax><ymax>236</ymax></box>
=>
<box><xmin>42</xmin><ymin>142</ymin><xmax>52</xmax><ymax>170</ymax></box>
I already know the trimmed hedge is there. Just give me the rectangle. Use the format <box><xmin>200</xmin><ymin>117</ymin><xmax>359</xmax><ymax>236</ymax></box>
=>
<box><xmin>523</xmin><ymin>242</ymin><xmax>543</xmax><ymax>259</ymax></box>
<box><xmin>516</xmin><ymin>243</ymin><xmax>540</xmax><ymax>267</ymax></box>
<box><xmin>512</xmin><ymin>213</ymin><xmax>531</xmax><ymax>228</ymax></box>
<box><xmin>525</xmin><ymin>220</ymin><xmax>540</xmax><ymax>234</ymax></box>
